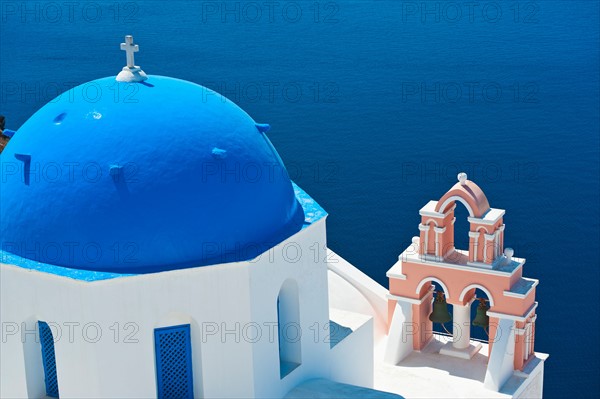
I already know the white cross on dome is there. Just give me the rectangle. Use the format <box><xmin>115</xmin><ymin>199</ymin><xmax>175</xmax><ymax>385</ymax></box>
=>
<box><xmin>120</xmin><ymin>35</ymin><xmax>139</xmax><ymax>68</ymax></box>
<box><xmin>116</xmin><ymin>35</ymin><xmax>148</xmax><ymax>83</ymax></box>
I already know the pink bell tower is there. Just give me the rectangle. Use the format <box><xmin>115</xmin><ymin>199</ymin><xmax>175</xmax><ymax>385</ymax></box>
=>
<box><xmin>385</xmin><ymin>173</ymin><xmax>540</xmax><ymax>392</ymax></box>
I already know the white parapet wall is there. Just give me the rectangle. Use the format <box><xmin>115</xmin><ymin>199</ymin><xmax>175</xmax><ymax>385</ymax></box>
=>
<box><xmin>384</xmin><ymin>300</ymin><xmax>413</xmax><ymax>365</ymax></box>
<box><xmin>326</xmin><ymin>249</ymin><xmax>389</xmax><ymax>341</ymax></box>
<box><xmin>328</xmin><ymin>308</ymin><xmax>374</xmax><ymax>389</ymax></box>
<box><xmin>485</xmin><ymin>318</ymin><xmax>517</xmax><ymax>392</ymax></box>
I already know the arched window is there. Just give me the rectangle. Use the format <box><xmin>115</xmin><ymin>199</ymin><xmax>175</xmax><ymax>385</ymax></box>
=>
<box><xmin>154</xmin><ymin>324</ymin><xmax>194</xmax><ymax>398</ymax></box>
<box><xmin>277</xmin><ymin>279</ymin><xmax>301</xmax><ymax>378</ymax></box>
<box><xmin>453</xmin><ymin>201</ymin><xmax>471</xmax><ymax>251</ymax></box>
<box><xmin>38</xmin><ymin>321</ymin><xmax>59</xmax><ymax>398</ymax></box>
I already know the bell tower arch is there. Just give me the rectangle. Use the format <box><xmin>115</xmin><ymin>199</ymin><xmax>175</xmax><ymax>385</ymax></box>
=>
<box><xmin>418</xmin><ymin>173</ymin><xmax>505</xmax><ymax>266</ymax></box>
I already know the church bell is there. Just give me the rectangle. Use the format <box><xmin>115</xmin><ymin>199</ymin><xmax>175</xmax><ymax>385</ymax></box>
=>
<box><xmin>429</xmin><ymin>291</ymin><xmax>451</xmax><ymax>324</ymax></box>
<box><xmin>472</xmin><ymin>298</ymin><xmax>490</xmax><ymax>328</ymax></box>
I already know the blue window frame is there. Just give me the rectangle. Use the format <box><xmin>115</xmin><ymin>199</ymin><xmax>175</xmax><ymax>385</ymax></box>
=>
<box><xmin>39</xmin><ymin>321</ymin><xmax>59</xmax><ymax>398</ymax></box>
<box><xmin>154</xmin><ymin>324</ymin><xmax>194</xmax><ymax>399</ymax></box>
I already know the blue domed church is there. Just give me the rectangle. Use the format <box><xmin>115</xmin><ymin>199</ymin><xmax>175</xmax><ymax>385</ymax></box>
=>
<box><xmin>0</xmin><ymin>36</ymin><xmax>385</xmax><ymax>399</ymax></box>
<box><xmin>1</xmin><ymin>37</ymin><xmax>547</xmax><ymax>399</ymax></box>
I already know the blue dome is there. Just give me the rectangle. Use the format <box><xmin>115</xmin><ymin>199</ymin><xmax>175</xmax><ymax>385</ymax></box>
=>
<box><xmin>0</xmin><ymin>76</ymin><xmax>305</xmax><ymax>273</ymax></box>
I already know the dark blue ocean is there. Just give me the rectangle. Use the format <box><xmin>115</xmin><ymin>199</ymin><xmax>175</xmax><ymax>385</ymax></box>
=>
<box><xmin>1</xmin><ymin>0</ymin><xmax>598</xmax><ymax>397</ymax></box>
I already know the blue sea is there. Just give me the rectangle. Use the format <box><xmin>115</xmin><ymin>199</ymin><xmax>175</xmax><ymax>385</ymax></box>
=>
<box><xmin>1</xmin><ymin>0</ymin><xmax>598</xmax><ymax>397</ymax></box>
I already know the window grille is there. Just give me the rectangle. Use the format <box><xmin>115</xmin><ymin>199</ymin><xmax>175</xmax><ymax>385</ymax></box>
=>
<box><xmin>154</xmin><ymin>324</ymin><xmax>194</xmax><ymax>399</ymax></box>
<box><xmin>39</xmin><ymin>321</ymin><xmax>59</xmax><ymax>398</ymax></box>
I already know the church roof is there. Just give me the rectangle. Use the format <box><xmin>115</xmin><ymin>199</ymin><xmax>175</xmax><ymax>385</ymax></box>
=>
<box><xmin>0</xmin><ymin>75</ymin><xmax>312</xmax><ymax>274</ymax></box>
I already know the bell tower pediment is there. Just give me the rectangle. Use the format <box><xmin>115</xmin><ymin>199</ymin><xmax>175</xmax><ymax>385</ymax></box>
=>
<box><xmin>418</xmin><ymin>174</ymin><xmax>505</xmax><ymax>266</ymax></box>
